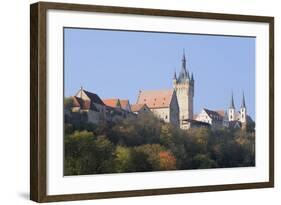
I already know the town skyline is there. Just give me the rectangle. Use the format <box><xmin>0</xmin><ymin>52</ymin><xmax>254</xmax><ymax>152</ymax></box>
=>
<box><xmin>64</xmin><ymin>28</ymin><xmax>255</xmax><ymax>119</ymax></box>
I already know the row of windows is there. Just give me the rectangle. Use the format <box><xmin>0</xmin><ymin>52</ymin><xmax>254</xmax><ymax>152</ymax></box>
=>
<box><xmin>143</xmin><ymin>97</ymin><xmax>166</xmax><ymax>102</ymax></box>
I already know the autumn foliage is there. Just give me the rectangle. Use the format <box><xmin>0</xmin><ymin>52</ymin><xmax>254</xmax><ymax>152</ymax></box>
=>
<box><xmin>64</xmin><ymin>112</ymin><xmax>255</xmax><ymax>175</ymax></box>
<box><xmin>159</xmin><ymin>151</ymin><xmax>176</xmax><ymax>170</ymax></box>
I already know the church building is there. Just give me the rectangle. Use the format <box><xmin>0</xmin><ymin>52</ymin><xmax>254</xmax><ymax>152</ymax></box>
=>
<box><xmin>67</xmin><ymin>50</ymin><xmax>253</xmax><ymax>130</ymax></box>
<box><xmin>195</xmin><ymin>93</ymin><xmax>253</xmax><ymax>129</ymax></box>
<box><xmin>136</xmin><ymin>89</ymin><xmax>179</xmax><ymax>126</ymax></box>
<box><xmin>227</xmin><ymin>92</ymin><xmax>252</xmax><ymax>129</ymax></box>
<box><xmin>135</xmin><ymin>51</ymin><xmax>194</xmax><ymax>129</ymax></box>
<box><xmin>135</xmin><ymin>50</ymin><xmax>253</xmax><ymax>130</ymax></box>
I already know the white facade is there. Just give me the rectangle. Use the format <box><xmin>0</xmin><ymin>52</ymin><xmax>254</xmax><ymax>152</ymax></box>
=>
<box><xmin>227</xmin><ymin>93</ymin><xmax>248</xmax><ymax>128</ymax></box>
<box><xmin>150</xmin><ymin>107</ymin><xmax>170</xmax><ymax>123</ymax></box>
<box><xmin>195</xmin><ymin>108</ymin><xmax>224</xmax><ymax>129</ymax></box>
<box><xmin>228</xmin><ymin>108</ymin><xmax>235</xmax><ymax>121</ymax></box>
<box><xmin>240</xmin><ymin>107</ymin><xmax>247</xmax><ymax>123</ymax></box>
<box><xmin>196</xmin><ymin>110</ymin><xmax>212</xmax><ymax>124</ymax></box>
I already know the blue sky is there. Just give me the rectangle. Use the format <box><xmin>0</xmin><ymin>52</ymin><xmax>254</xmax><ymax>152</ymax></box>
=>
<box><xmin>64</xmin><ymin>28</ymin><xmax>255</xmax><ymax>119</ymax></box>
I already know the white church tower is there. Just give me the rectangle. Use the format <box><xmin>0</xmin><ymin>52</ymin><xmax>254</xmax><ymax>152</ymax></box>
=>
<box><xmin>228</xmin><ymin>93</ymin><xmax>235</xmax><ymax>121</ymax></box>
<box><xmin>173</xmin><ymin>50</ymin><xmax>194</xmax><ymax>129</ymax></box>
<box><xmin>240</xmin><ymin>92</ymin><xmax>247</xmax><ymax>127</ymax></box>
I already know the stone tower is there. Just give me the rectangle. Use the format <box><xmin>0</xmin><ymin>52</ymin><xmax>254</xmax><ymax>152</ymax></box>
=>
<box><xmin>240</xmin><ymin>92</ymin><xmax>247</xmax><ymax>126</ymax></box>
<box><xmin>228</xmin><ymin>93</ymin><xmax>235</xmax><ymax>121</ymax></box>
<box><xmin>173</xmin><ymin>50</ymin><xmax>194</xmax><ymax>129</ymax></box>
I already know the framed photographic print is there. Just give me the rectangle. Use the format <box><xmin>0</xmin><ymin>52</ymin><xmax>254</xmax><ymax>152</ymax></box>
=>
<box><xmin>30</xmin><ymin>1</ymin><xmax>274</xmax><ymax>202</ymax></box>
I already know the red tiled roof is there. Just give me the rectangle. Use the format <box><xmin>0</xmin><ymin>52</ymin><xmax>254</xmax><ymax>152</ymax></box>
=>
<box><xmin>131</xmin><ymin>103</ymin><xmax>146</xmax><ymax>112</ymax></box>
<box><xmin>103</xmin><ymin>99</ymin><xmax>120</xmax><ymax>108</ymax></box>
<box><xmin>136</xmin><ymin>89</ymin><xmax>174</xmax><ymax>108</ymax></box>
<box><xmin>119</xmin><ymin>99</ymin><xmax>130</xmax><ymax>110</ymax></box>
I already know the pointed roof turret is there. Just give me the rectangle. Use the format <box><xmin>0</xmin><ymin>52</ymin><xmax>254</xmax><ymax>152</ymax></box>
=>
<box><xmin>181</xmin><ymin>49</ymin><xmax>186</xmax><ymax>72</ymax></box>
<box><xmin>191</xmin><ymin>73</ymin><xmax>194</xmax><ymax>82</ymax></box>
<box><xmin>177</xmin><ymin>49</ymin><xmax>190</xmax><ymax>83</ymax></box>
<box><xmin>241</xmin><ymin>92</ymin><xmax>246</xmax><ymax>108</ymax></box>
<box><xmin>173</xmin><ymin>70</ymin><xmax>177</xmax><ymax>80</ymax></box>
<box><xmin>229</xmin><ymin>92</ymin><xmax>235</xmax><ymax>109</ymax></box>
<box><xmin>182</xmin><ymin>48</ymin><xmax>186</xmax><ymax>63</ymax></box>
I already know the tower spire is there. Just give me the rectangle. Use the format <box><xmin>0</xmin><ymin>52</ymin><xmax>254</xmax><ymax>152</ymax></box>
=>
<box><xmin>241</xmin><ymin>92</ymin><xmax>246</xmax><ymax>108</ymax></box>
<box><xmin>173</xmin><ymin>69</ymin><xmax>177</xmax><ymax>80</ymax></box>
<box><xmin>182</xmin><ymin>49</ymin><xmax>186</xmax><ymax>71</ymax></box>
<box><xmin>174</xmin><ymin>49</ymin><xmax>194</xmax><ymax>128</ymax></box>
<box><xmin>229</xmin><ymin>92</ymin><xmax>235</xmax><ymax>109</ymax></box>
<box><xmin>178</xmin><ymin>49</ymin><xmax>190</xmax><ymax>82</ymax></box>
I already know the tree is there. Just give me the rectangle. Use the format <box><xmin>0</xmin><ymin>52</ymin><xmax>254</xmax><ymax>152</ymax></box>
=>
<box><xmin>93</xmin><ymin>136</ymin><xmax>115</xmax><ymax>173</ymax></box>
<box><xmin>110</xmin><ymin>113</ymin><xmax>162</xmax><ymax>146</ymax></box>
<box><xmin>114</xmin><ymin>146</ymin><xmax>132</xmax><ymax>173</ymax></box>
<box><xmin>64</xmin><ymin>108</ymin><xmax>256</xmax><ymax>175</ymax></box>
<box><xmin>159</xmin><ymin>151</ymin><xmax>176</xmax><ymax>170</ymax></box>
<box><xmin>130</xmin><ymin>149</ymin><xmax>152</xmax><ymax>172</ymax></box>
<box><xmin>192</xmin><ymin>154</ymin><xmax>217</xmax><ymax>169</ymax></box>
<box><xmin>64</xmin><ymin>131</ymin><xmax>115</xmax><ymax>175</ymax></box>
<box><xmin>64</xmin><ymin>130</ymin><xmax>95</xmax><ymax>175</ymax></box>
<box><xmin>132</xmin><ymin>144</ymin><xmax>164</xmax><ymax>170</ymax></box>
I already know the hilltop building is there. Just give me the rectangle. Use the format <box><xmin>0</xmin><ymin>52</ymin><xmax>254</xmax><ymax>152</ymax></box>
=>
<box><xmin>226</xmin><ymin>92</ymin><xmax>253</xmax><ymax>129</ymax></box>
<box><xmin>131</xmin><ymin>104</ymin><xmax>151</xmax><ymax>115</ymax></box>
<box><xmin>66</xmin><ymin>50</ymin><xmax>253</xmax><ymax>130</ymax></box>
<box><xmin>136</xmin><ymin>89</ymin><xmax>179</xmax><ymax>125</ymax></box>
<box><xmin>172</xmin><ymin>51</ymin><xmax>194</xmax><ymax>129</ymax></box>
<box><xmin>195</xmin><ymin>93</ymin><xmax>253</xmax><ymax>129</ymax></box>
<box><xmin>135</xmin><ymin>51</ymin><xmax>193</xmax><ymax>129</ymax></box>
<box><xmin>66</xmin><ymin>88</ymin><xmax>136</xmax><ymax>124</ymax></box>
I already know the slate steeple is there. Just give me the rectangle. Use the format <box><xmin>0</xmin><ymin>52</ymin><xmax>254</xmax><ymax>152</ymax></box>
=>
<box><xmin>182</xmin><ymin>49</ymin><xmax>186</xmax><ymax>70</ymax></box>
<box><xmin>173</xmin><ymin>70</ymin><xmax>177</xmax><ymax>80</ymax></box>
<box><xmin>229</xmin><ymin>92</ymin><xmax>235</xmax><ymax>109</ymax></box>
<box><xmin>241</xmin><ymin>92</ymin><xmax>246</xmax><ymax>108</ymax></box>
<box><xmin>191</xmin><ymin>73</ymin><xmax>194</xmax><ymax>82</ymax></box>
<box><xmin>177</xmin><ymin>49</ymin><xmax>190</xmax><ymax>83</ymax></box>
